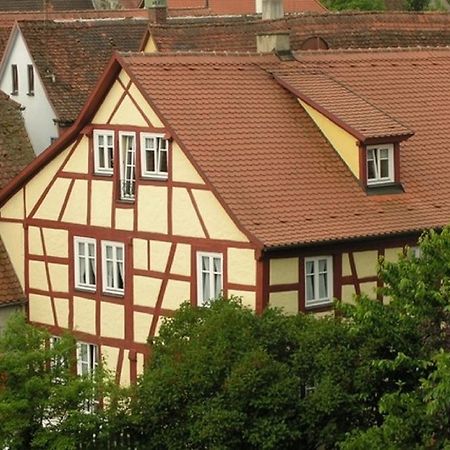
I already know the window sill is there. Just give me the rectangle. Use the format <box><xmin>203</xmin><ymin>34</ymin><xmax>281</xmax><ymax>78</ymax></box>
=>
<box><xmin>141</xmin><ymin>174</ymin><xmax>168</xmax><ymax>181</ymax></box>
<box><xmin>305</xmin><ymin>300</ymin><xmax>333</xmax><ymax>312</ymax></box>
<box><xmin>10</xmin><ymin>92</ymin><xmax>18</xmax><ymax>96</ymax></box>
<box><xmin>93</xmin><ymin>171</ymin><xmax>113</xmax><ymax>177</ymax></box>
<box><xmin>27</xmin><ymin>92</ymin><xmax>34</xmax><ymax>97</ymax></box>
<box><xmin>366</xmin><ymin>182</ymin><xmax>404</xmax><ymax>195</ymax></box>
<box><xmin>75</xmin><ymin>286</ymin><xmax>96</xmax><ymax>294</ymax></box>
<box><xmin>102</xmin><ymin>290</ymin><xmax>124</xmax><ymax>299</ymax></box>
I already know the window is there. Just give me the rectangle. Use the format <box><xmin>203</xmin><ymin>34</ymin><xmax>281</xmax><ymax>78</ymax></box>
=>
<box><xmin>11</xmin><ymin>64</ymin><xmax>18</xmax><ymax>95</ymax></box>
<box><xmin>93</xmin><ymin>130</ymin><xmax>114</xmax><ymax>175</ymax></box>
<box><xmin>141</xmin><ymin>133</ymin><xmax>168</xmax><ymax>179</ymax></box>
<box><xmin>119</xmin><ymin>132</ymin><xmax>136</xmax><ymax>200</ymax></box>
<box><xmin>197</xmin><ymin>252</ymin><xmax>223</xmax><ymax>305</ymax></box>
<box><xmin>102</xmin><ymin>241</ymin><xmax>125</xmax><ymax>295</ymax></box>
<box><xmin>367</xmin><ymin>144</ymin><xmax>394</xmax><ymax>185</ymax></box>
<box><xmin>74</xmin><ymin>237</ymin><xmax>96</xmax><ymax>291</ymax></box>
<box><xmin>27</xmin><ymin>64</ymin><xmax>34</xmax><ymax>95</ymax></box>
<box><xmin>305</xmin><ymin>256</ymin><xmax>333</xmax><ymax>307</ymax></box>
<box><xmin>77</xmin><ymin>342</ymin><xmax>98</xmax><ymax>376</ymax></box>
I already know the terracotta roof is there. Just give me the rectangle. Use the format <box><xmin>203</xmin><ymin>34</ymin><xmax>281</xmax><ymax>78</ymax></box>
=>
<box><xmin>0</xmin><ymin>24</ymin><xmax>13</xmax><ymax>61</ymax></box>
<box><xmin>149</xmin><ymin>12</ymin><xmax>450</xmax><ymax>52</ymax></box>
<box><xmin>0</xmin><ymin>92</ymin><xmax>34</xmax><ymax>305</ymax></box>
<box><xmin>273</xmin><ymin>69</ymin><xmax>412</xmax><ymax>142</ymax></box>
<box><xmin>167</xmin><ymin>0</ymin><xmax>327</xmax><ymax>15</ymax></box>
<box><xmin>0</xmin><ymin>0</ymin><xmax>94</xmax><ymax>11</ymax></box>
<box><xmin>17</xmin><ymin>19</ymin><xmax>148</xmax><ymax>123</ymax></box>
<box><xmin>116</xmin><ymin>50</ymin><xmax>450</xmax><ymax>248</ymax></box>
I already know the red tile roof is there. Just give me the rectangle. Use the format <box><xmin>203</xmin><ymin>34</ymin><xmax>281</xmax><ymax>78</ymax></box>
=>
<box><xmin>0</xmin><ymin>92</ymin><xmax>34</xmax><ymax>305</ymax></box>
<box><xmin>4</xmin><ymin>48</ymin><xmax>450</xmax><ymax>251</ymax></box>
<box><xmin>167</xmin><ymin>0</ymin><xmax>327</xmax><ymax>15</ymax></box>
<box><xmin>117</xmin><ymin>50</ymin><xmax>450</xmax><ymax>248</ymax></box>
<box><xmin>0</xmin><ymin>0</ymin><xmax>94</xmax><ymax>11</ymax></box>
<box><xmin>274</xmin><ymin>69</ymin><xmax>412</xmax><ymax>142</ymax></box>
<box><xmin>17</xmin><ymin>19</ymin><xmax>148</xmax><ymax>123</ymax></box>
<box><xmin>149</xmin><ymin>12</ymin><xmax>450</xmax><ymax>52</ymax></box>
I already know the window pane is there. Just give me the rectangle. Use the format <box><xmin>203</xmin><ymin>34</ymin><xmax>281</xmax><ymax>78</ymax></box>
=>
<box><xmin>306</xmin><ymin>261</ymin><xmax>314</xmax><ymax>275</ymax></box>
<box><xmin>159</xmin><ymin>138</ymin><xmax>167</xmax><ymax>150</ymax></box>
<box><xmin>88</xmin><ymin>258</ymin><xmax>95</xmax><ymax>285</ymax></box>
<box><xmin>107</xmin><ymin>261</ymin><xmax>114</xmax><ymax>287</ymax></box>
<box><xmin>106</xmin><ymin>246</ymin><xmax>113</xmax><ymax>259</ymax></box>
<box><xmin>108</xmin><ymin>147</ymin><xmax>114</xmax><ymax>169</ymax></box>
<box><xmin>380</xmin><ymin>158</ymin><xmax>390</xmax><ymax>178</ymax></box>
<box><xmin>78</xmin><ymin>242</ymin><xmax>85</xmax><ymax>256</ymax></box>
<box><xmin>202</xmin><ymin>256</ymin><xmax>210</xmax><ymax>272</ymax></box>
<box><xmin>380</xmin><ymin>148</ymin><xmax>389</xmax><ymax>159</ymax></box>
<box><xmin>116</xmin><ymin>246</ymin><xmax>123</xmax><ymax>261</ymax></box>
<box><xmin>213</xmin><ymin>257</ymin><xmax>222</xmax><ymax>273</ymax></box>
<box><xmin>214</xmin><ymin>273</ymin><xmax>221</xmax><ymax>298</ymax></box>
<box><xmin>319</xmin><ymin>272</ymin><xmax>328</xmax><ymax>299</ymax></box>
<box><xmin>318</xmin><ymin>259</ymin><xmax>327</xmax><ymax>273</ymax></box>
<box><xmin>88</xmin><ymin>243</ymin><xmax>95</xmax><ymax>257</ymax></box>
<box><xmin>202</xmin><ymin>271</ymin><xmax>210</xmax><ymax>301</ymax></box>
<box><xmin>146</xmin><ymin>150</ymin><xmax>156</xmax><ymax>172</ymax></box>
<box><xmin>145</xmin><ymin>138</ymin><xmax>154</xmax><ymax>149</ymax></box>
<box><xmin>117</xmin><ymin>262</ymin><xmax>124</xmax><ymax>289</ymax></box>
<box><xmin>79</xmin><ymin>257</ymin><xmax>86</xmax><ymax>284</ymax></box>
<box><xmin>107</xmin><ymin>135</ymin><xmax>113</xmax><ymax>146</ymax></box>
<box><xmin>306</xmin><ymin>274</ymin><xmax>315</xmax><ymax>301</ymax></box>
<box><xmin>159</xmin><ymin>150</ymin><xmax>168</xmax><ymax>173</ymax></box>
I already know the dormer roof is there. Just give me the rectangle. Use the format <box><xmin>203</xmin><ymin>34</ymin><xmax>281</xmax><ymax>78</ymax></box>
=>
<box><xmin>274</xmin><ymin>68</ymin><xmax>413</xmax><ymax>143</ymax></box>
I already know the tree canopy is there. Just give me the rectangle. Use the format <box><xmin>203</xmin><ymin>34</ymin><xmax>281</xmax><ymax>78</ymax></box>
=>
<box><xmin>3</xmin><ymin>227</ymin><xmax>450</xmax><ymax>448</ymax></box>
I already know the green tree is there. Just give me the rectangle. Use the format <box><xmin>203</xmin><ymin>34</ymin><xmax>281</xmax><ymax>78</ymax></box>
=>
<box><xmin>0</xmin><ymin>314</ymin><xmax>123</xmax><ymax>450</ymax></box>
<box><xmin>323</xmin><ymin>0</ymin><xmax>385</xmax><ymax>10</ymax></box>
<box><xmin>406</xmin><ymin>0</ymin><xmax>431</xmax><ymax>10</ymax></box>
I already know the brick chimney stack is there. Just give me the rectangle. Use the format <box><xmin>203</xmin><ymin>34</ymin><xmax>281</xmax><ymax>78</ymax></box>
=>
<box><xmin>145</xmin><ymin>0</ymin><xmax>167</xmax><ymax>24</ymax></box>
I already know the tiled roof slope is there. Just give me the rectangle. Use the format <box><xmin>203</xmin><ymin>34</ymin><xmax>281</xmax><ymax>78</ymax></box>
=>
<box><xmin>19</xmin><ymin>19</ymin><xmax>148</xmax><ymax>123</ymax></box>
<box><xmin>121</xmin><ymin>50</ymin><xmax>450</xmax><ymax>248</ymax></box>
<box><xmin>0</xmin><ymin>24</ymin><xmax>13</xmax><ymax>60</ymax></box>
<box><xmin>150</xmin><ymin>12</ymin><xmax>450</xmax><ymax>52</ymax></box>
<box><xmin>274</xmin><ymin>69</ymin><xmax>412</xmax><ymax>141</ymax></box>
<box><xmin>168</xmin><ymin>0</ymin><xmax>327</xmax><ymax>15</ymax></box>
<box><xmin>0</xmin><ymin>0</ymin><xmax>94</xmax><ymax>11</ymax></box>
<box><xmin>0</xmin><ymin>92</ymin><xmax>34</xmax><ymax>305</ymax></box>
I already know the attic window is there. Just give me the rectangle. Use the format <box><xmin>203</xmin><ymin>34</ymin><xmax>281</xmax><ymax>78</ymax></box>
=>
<box><xmin>11</xmin><ymin>65</ymin><xmax>18</xmax><ymax>95</ymax></box>
<box><xmin>366</xmin><ymin>144</ymin><xmax>394</xmax><ymax>185</ymax></box>
<box><xmin>27</xmin><ymin>65</ymin><xmax>34</xmax><ymax>96</ymax></box>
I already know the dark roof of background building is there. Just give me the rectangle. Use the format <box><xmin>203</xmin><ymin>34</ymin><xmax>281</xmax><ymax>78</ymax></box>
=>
<box><xmin>0</xmin><ymin>91</ymin><xmax>34</xmax><ymax>306</ymax></box>
<box><xmin>0</xmin><ymin>0</ymin><xmax>94</xmax><ymax>11</ymax></box>
<box><xmin>16</xmin><ymin>18</ymin><xmax>148</xmax><ymax>123</ymax></box>
<box><xmin>148</xmin><ymin>11</ymin><xmax>450</xmax><ymax>52</ymax></box>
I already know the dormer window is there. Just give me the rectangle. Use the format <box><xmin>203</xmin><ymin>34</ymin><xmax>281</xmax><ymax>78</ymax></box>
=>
<box><xmin>366</xmin><ymin>144</ymin><xmax>394</xmax><ymax>185</ymax></box>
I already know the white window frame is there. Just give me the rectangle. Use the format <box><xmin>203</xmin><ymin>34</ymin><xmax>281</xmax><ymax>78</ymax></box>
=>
<box><xmin>102</xmin><ymin>241</ymin><xmax>125</xmax><ymax>295</ymax></box>
<box><xmin>76</xmin><ymin>342</ymin><xmax>98</xmax><ymax>376</ymax></box>
<box><xmin>366</xmin><ymin>143</ymin><xmax>395</xmax><ymax>185</ymax></box>
<box><xmin>119</xmin><ymin>131</ymin><xmax>136</xmax><ymax>200</ymax></box>
<box><xmin>93</xmin><ymin>130</ymin><xmax>114</xmax><ymax>175</ymax></box>
<box><xmin>196</xmin><ymin>252</ymin><xmax>223</xmax><ymax>306</ymax></box>
<box><xmin>304</xmin><ymin>255</ymin><xmax>333</xmax><ymax>308</ymax></box>
<box><xmin>74</xmin><ymin>237</ymin><xmax>97</xmax><ymax>292</ymax></box>
<box><xmin>140</xmin><ymin>133</ymin><xmax>169</xmax><ymax>179</ymax></box>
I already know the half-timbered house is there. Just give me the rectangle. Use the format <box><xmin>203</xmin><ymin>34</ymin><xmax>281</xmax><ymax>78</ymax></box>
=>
<box><xmin>1</xmin><ymin>44</ymin><xmax>450</xmax><ymax>382</ymax></box>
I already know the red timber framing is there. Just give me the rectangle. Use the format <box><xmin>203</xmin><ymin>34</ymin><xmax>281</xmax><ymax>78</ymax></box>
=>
<box><xmin>0</xmin><ymin>54</ymin><xmax>263</xmax><ymax>384</ymax></box>
<box><xmin>264</xmin><ymin>232</ymin><xmax>421</xmax><ymax>314</ymax></box>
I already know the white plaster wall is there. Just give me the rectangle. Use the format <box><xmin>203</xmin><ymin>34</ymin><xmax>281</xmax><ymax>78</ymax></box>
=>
<box><xmin>0</xmin><ymin>30</ymin><xmax>59</xmax><ymax>155</ymax></box>
<box><xmin>256</xmin><ymin>0</ymin><xmax>262</xmax><ymax>13</ymax></box>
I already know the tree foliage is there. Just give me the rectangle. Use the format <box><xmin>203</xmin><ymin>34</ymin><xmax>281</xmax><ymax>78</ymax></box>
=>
<box><xmin>323</xmin><ymin>0</ymin><xmax>385</xmax><ymax>10</ymax></box>
<box><xmin>0</xmin><ymin>314</ymin><xmax>124</xmax><ymax>450</ymax></box>
<box><xmin>4</xmin><ymin>227</ymin><xmax>450</xmax><ymax>448</ymax></box>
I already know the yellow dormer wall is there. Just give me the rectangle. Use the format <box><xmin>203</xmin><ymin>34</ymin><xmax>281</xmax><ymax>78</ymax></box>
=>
<box><xmin>299</xmin><ymin>100</ymin><xmax>360</xmax><ymax>179</ymax></box>
<box><xmin>143</xmin><ymin>34</ymin><xmax>158</xmax><ymax>53</ymax></box>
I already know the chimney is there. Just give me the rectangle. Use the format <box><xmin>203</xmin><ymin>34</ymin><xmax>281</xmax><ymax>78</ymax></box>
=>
<box><xmin>262</xmin><ymin>0</ymin><xmax>284</xmax><ymax>20</ymax></box>
<box><xmin>145</xmin><ymin>0</ymin><xmax>167</xmax><ymax>24</ymax></box>
<box><xmin>256</xmin><ymin>31</ymin><xmax>291</xmax><ymax>56</ymax></box>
